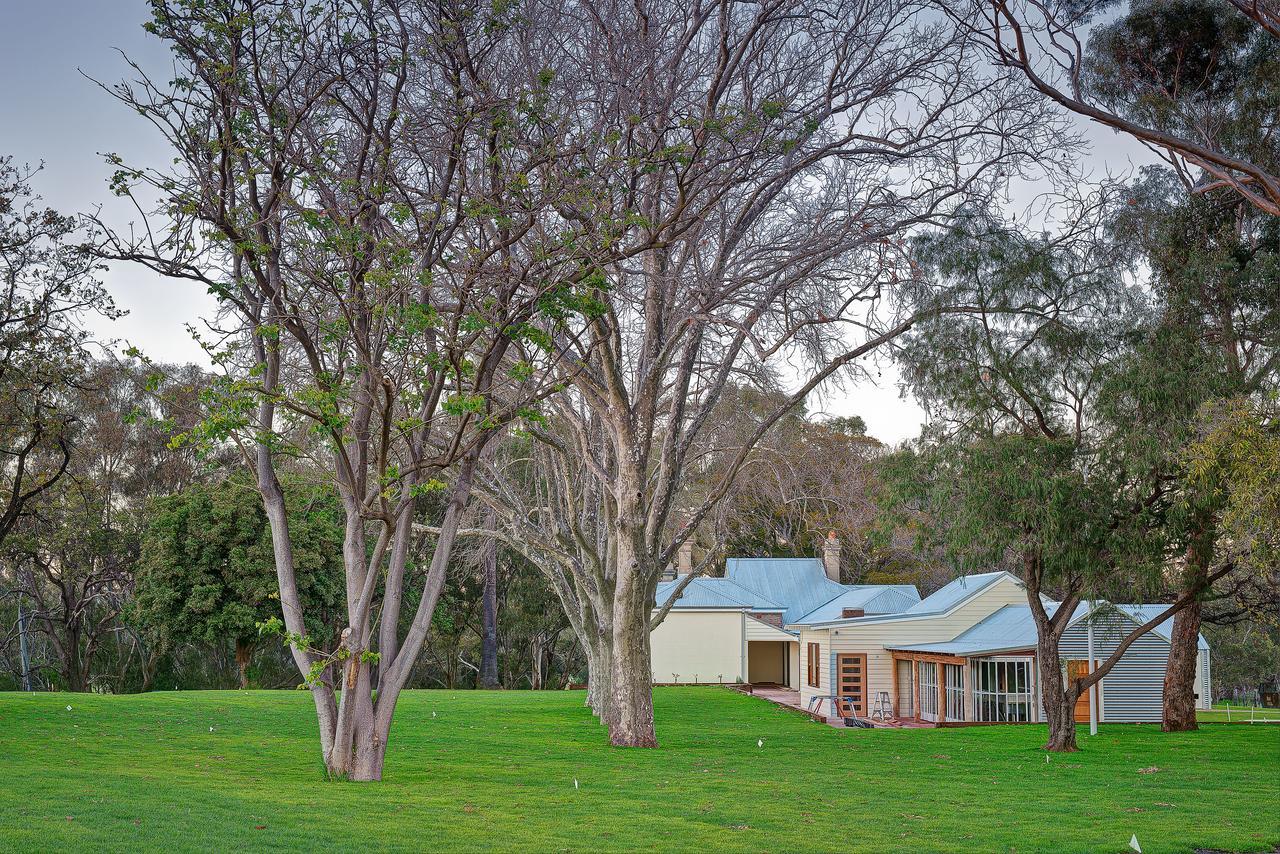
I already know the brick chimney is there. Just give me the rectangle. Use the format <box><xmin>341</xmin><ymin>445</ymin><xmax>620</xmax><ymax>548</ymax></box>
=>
<box><xmin>822</xmin><ymin>531</ymin><xmax>841</xmax><ymax>582</ymax></box>
<box><xmin>677</xmin><ymin>540</ymin><xmax>693</xmax><ymax>576</ymax></box>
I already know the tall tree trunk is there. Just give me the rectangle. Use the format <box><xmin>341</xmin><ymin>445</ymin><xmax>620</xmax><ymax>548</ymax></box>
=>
<box><xmin>608</xmin><ymin>571</ymin><xmax>657</xmax><ymax>747</ymax></box>
<box><xmin>1163</xmin><ymin>523</ymin><xmax>1212</xmax><ymax>732</ymax></box>
<box><xmin>530</xmin><ymin>635</ymin><xmax>544</xmax><ymax>690</ymax></box>
<box><xmin>480</xmin><ymin>512</ymin><xmax>500</xmax><ymax>689</ymax></box>
<box><xmin>65</xmin><ymin>622</ymin><xmax>87</xmax><ymax>693</ymax></box>
<box><xmin>1037</xmin><ymin>629</ymin><xmax>1080</xmax><ymax>752</ymax></box>
<box><xmin>234</xmin><ymin>639</ymin><xmax>253</xmax><ymax>689</ymax></box>
<box><xmin>584</xmin><ymin>629</ymin><xmax>614</xmax><ymax>722</ymax></box>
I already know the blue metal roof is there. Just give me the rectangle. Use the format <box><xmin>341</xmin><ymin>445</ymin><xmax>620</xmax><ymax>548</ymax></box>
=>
<box><xmin>1111</xmin><ymin>604</ymin><xmax>1210</xmax><ymax>650</ymax></box>
<box><xmin>900</xmin><ymin>571</ymin><xmax>1006</xmax><ymax>616</ymax></box>
<box><xmin>789</xmin><ymin>585</ymin><xmax>922</xmax><ymax>625</ymax></box>
<box><xmin>891</xmin><ymin>601</ymin><xmax>1209</xmax><ymax>656</ymax></box>
<box><xmin>655</xmin><ymin>557</ymin><xmax>921</xmax><ymax>624</ymax></box>
<box><xmin>653</xmin><ymin>576</ymin><xmax>785</xmax><ymax>611</ymax></box>
<box><xmin>725</xmin><ymin>557</ymin><xmax>846</xmax><ymax>623</ymax></box>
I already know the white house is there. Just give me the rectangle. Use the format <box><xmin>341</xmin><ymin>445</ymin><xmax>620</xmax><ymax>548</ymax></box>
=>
<box><xmin>650</xmin><ymin>539</ymin><xmax>919</xmax><ymax>687</ymax></box>
<box><xmin>652</xmin><ymin>548</ymin><xmax>1212</xmax><ymax>725</ymax></box>
<box><xmin>797</xmin><ymin>570</ymin><xmax>1213</xmax><ymax>724</ymax></box>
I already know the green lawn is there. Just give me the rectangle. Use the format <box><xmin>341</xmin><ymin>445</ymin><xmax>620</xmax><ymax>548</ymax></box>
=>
<box><xmin>1199</xmin><ymin>705</ymin><xmax>1280</xmax><ymax>723</ymax></box>
<box><xmin>0</xmin><ymin>688</ymin><xmax>1276</xmax><ymax>853</ymax></box>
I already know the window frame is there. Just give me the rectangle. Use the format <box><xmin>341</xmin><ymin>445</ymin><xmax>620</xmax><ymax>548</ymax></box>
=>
<box><xmin>806</xmin><ymin>642</ymin><xmax>821</xmax><ymax>688</ymax></box>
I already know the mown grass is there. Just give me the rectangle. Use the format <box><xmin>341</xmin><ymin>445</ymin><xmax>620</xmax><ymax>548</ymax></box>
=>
<box><xmin>0</xmin><ymin>687</ymin><xmax>1276</xmax><ymax>852</ymax></box>
<box><xmin>1200</xmin><ymin>702</ymin><xmax>1280</xmax><ymax>723</ymax></box>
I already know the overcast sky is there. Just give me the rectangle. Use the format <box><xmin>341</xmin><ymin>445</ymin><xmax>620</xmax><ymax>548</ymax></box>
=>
<box><xmin>0</xmin><ymin>1</ymin><xmax>1158</xmax><ymax>445</ymax></box>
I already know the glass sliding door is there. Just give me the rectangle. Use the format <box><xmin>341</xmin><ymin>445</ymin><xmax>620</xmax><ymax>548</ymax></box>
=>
<box><xmin>971</xmin><ymin>658</ymin><xmax>1034</xmax><ymax>722</ymax></box>
<box><xmin>944</xmin><ymin>664</ymin><xmax>965</xmax><ymax>721</ymax></box>
<box><xmin>919</xmin><ymin>661</ymin><xmax>939</xmax><ymax>722</ymax></box>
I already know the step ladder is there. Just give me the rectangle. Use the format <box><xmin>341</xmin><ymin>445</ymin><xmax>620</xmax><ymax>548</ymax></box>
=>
<box><xmin>870</xmin><ymin>690</ymin><xmax>893</xmax><ymax>722</ymax></box>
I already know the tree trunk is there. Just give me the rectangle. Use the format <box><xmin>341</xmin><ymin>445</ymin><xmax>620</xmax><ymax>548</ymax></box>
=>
<box><xmin>1163</xmin><ymin>527</ymin><xmax>1211</xmax><ymax>732</ymax></box>
<box><xmin>584</xmin><ymin>630</ymin><xmax>613</xmax><ymax>721</ymax></box>
<box><xmin>480</xmin><ymin>516</ymin><xmax>500</xmax><ymax>689</ymax></box>
<box><xmin>1163</xmin><ymin>599</ymin><xmax>1203</xmax><ymax>732</ymax></box>
<box><xmin>234</xmin><ymin>639</ymin><xmax>253</xmax><ymax>689</ymax></box>
<box><xmin>65</xmin><ymin>623</ymin><xmax>87</xmax><ymax>693</ymax></box>
<box><xmin>1038</xmin><ymin>630</ymin><xmax>1079</xmax><ymax>753</ymax></box>
<box><xmin>608</xmin><ymin>583</ymin><xmax>657</xmax><ymax>747</ymax></box>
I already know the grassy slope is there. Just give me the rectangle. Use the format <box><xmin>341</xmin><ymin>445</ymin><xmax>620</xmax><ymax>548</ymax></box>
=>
<box><xmin>0</xmin><ymin>688</ymin><xmax>1276</xmax><ymax>853</ymax></box>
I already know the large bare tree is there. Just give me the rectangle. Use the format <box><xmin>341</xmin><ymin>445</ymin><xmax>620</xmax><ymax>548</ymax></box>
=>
<box><xmin>95</xmin><ymin>0</ymin><xmax>588</xmax><ymax>780</ymax></box>
<box><xmin>463</xmin><ymin>0</ymin><xmax>1070</xmax><ymax>747</ymax></box>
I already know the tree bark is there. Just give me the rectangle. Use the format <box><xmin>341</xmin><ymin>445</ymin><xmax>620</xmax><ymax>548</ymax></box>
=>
<box><xmin>608</xmin><ymin>569</ymin><xmax>658</xmax><ymax>747</ymax></box>
<box><xmin>1037</xmin><ymin>630</ymin><xmax>1080</xmax><ymax>752</ymax></box>
<box><xmin>234</xmin><ymin>639</ymin><xmax>253</xmax><ymax>689</ymax></box>
<box><xmin>1163</xmin><ymin>525</ymin><xmax>1212</xmax><ymax>732</ymax></box>
<box><xmin>480</xmin><ymin>512</ymin><xmax>500</xmax><ymax>689</ymax></box>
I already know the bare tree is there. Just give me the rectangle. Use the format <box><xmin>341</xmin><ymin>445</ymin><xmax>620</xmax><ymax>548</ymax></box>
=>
<box><xmin>461</xmin><ymin>0</ymin><xmax>1070</xmax><ymax>746</ymax></box>
<box><xmin>93</xmin><ymin>1</ymin><xmax>587</xmax><ymax>780</ymax></box>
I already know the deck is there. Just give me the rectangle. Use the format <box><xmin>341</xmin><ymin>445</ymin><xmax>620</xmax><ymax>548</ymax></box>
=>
<box><xmin>737</xmin><ymin>685</ymin><xmax>933</xmax><ymax>729</ymax></box>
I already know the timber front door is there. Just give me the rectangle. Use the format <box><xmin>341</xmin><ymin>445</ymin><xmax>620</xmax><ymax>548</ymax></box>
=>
<box><xmin>836</xmin><ymin>653</ymin><xmax>868</xmax><ymax>718</ymax></box>
<box><xmin>1066</xmin><ymin>659</ymin><xmax>1094</xmax><ymax>723</ymax></box>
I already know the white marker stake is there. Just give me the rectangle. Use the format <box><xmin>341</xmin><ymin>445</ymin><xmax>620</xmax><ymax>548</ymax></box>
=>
<box><xmin>1087</xmin><ymin>600</ymin><xmax>1098</xmax><ymax>737</ymax></box>
<box><xmin>1129</xmin><ymin>833</ymin><xmax>1142</xmax><ymax>852</ymax></box>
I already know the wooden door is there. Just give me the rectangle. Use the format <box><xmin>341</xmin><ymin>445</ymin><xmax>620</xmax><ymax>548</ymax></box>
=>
<box><xmin>836</xmin><ymin>654</ymin><xmax>867</xmax><ymax>718</ymax></box>
<box><xmin>1066</xmin><ymin>660</ymin><xmax>1092</xmax><ymax>723</ymax></box>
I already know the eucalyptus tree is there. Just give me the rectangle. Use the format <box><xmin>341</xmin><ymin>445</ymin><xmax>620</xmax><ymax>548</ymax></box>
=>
<box><xmin>0</xmin><ymin>158</ymin><xmax>118</xmax><ymax>550</ymax></box>
<box><xmin>883</xmin><ymin>202</ymin><xmax>1243</xmax><ymax>750</ymax></box>
<box><xmin>95</xmin><ymin>0</ymin><xmax>590</xmax><ymax>780</ymax></box>
<box><xmin>956</xmin><ymin>0</ymin><xmax>1280</xmax><ymax>215</ymax></box>
<box><xmin>458</xmin><ymin>0</ymin><xmax>1071</xmax><ymax>747</ymax></box>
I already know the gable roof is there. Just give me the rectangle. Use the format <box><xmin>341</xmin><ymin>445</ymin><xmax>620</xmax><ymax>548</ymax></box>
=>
<box><xmin>654</xmin><ymin>556</ymin><xmax>921</xmax><ymax>624</ymax></box>
<box><xmin>900</xmin><ymin>571</ymin><xmax>1007</xmax><ymax>617</ymax></box>
<box><xmin>724</xmin><ymin>558</ymin><xmax>847</xmax><ymax>623</ymax></box>
<box><xmin>804</xmin><ymin>570</ymin><xmax>1017</xmax><ymax>628</ymax></box>
<box><xmin>653</xmin><ymin>576</ymin><xmax>785</xmax><ymax>611</ymax></box>
<box><xmin>889</xmin><ymin>601</ymin><xmax>1209</xmax><ymax>657</ymax></box>
<box><xmin>789</xmin><ymin>585</ymin><xmax>923</xmax><ymax>625</ymax></box>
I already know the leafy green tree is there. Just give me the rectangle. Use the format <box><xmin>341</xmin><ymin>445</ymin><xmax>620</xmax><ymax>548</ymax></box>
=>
<box><xmin>964</xmin><ymin>0</ymin><xmax>1280</xmax><ymax>214</ymax></box>
<box><xmin>884</xmin><ymin>204</ymin><xmax>1237</xmax><ymax>750</ymax></box>
<box><xmin>1109</xmin><ymin>165</ymin><xmax>1279</xmax><ymax>729</ymax></box>
<box><xmin>0</xmin><ymin>158</ymin><xmax>118</xmax><ymax>549</ymax></box>
<box><xmin>133</xmin><ymin>474</ymin><xmax>346</xmax><ymax>689</ymax></box>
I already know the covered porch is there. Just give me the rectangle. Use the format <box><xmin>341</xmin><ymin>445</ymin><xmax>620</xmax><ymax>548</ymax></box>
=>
<box><xmin>889</xmin><ymin>648</ymin><xmax>1042</xmax><ymax>726</ymax></box>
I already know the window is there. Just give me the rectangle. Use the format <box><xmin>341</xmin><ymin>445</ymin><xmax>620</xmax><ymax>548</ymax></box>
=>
<box><xmin>944</xmin><ymin>664</ymin><xmax>965</xmax><ymax>721</ymax></box>
<box><xmin>972</xmin><ymin>658</ymin><xmax>1034</xmax><ymax>722</ymax></box>
<box><xmin>919</xmin><ymin>661</ymin><xmax>939</xmax><ymax>721</ymax></box>
<box><xmin>807</xmin><ymin>643</ymin><xmax>821</xmax><ymax>688</ymax></box>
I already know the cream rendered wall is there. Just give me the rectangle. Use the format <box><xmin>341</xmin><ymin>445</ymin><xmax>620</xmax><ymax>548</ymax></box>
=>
<box><xmin>789</xmin><ymin>642</ymin><xmax>801</xmax><ymax>690</ymax></box>
<box><xmin>805</xmin><ymin>574</ymin><xmax>1031</xmax><ymax>711</ymax></box>
<box><xmin>649</xmin><ymin>610</ymin><xmax>746</xmax><ymax>684</ymax></box>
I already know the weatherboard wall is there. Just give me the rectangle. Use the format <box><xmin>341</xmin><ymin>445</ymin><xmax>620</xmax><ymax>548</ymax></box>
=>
<box><xmin>798</xmin><ymin>574</ymin><xmax>1029</xmax><ymax>711</ymax></box>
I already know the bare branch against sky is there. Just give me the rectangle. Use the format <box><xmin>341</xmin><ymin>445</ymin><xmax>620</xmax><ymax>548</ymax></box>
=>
<box><xmin>0</xmin><ymin>1</ymin><xmax>1158</xmax><ymax>444</ymax></box>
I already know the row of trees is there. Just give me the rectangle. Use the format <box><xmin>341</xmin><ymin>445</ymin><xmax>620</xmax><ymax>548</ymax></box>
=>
<box><xmin>4</xmin><ymin>0</ymin><xmax>1274</xmax><ymax>779</ymax></box>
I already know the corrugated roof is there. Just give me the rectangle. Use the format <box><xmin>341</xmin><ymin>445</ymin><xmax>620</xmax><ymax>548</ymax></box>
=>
<box><xmin>1106</xmin><ymin>604</ymin><xmax>1210</xmax><ymax>650</ymax></box>
<box><xmin>789</xmin><ymin>585</ymin><xmax>922</xmax><ymax>625</ymax></box>
<box><xmin>653</xmin><ymin>576</ymin><xmax>785</xmax><ymax>611</ymax></box>
<box><xmin>900</xmin><ymin>571</ymin><xmax>1006</xmax><ymax>616</ymax></box>
<box><xmin>725</xmin><ymin>557</ymin><xmax>848</xmax><ymax>623</ymax></box>
<box><xmin>656</xmin><ymin>557</ymin><xmax>921</xmax><ymax>624</ymax></box>
<box><xmin>1070</xmin><ymin>603</ymin><xmax>1210</xmax><ymax>651</ymax></box>
<box><xmin>891</xmin><ymin>601</ymin><xmax>1209</xmax><ymax>657</ymax></box>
